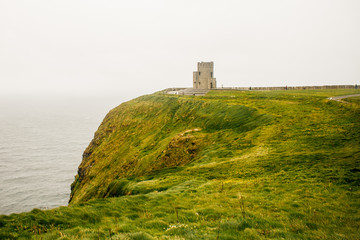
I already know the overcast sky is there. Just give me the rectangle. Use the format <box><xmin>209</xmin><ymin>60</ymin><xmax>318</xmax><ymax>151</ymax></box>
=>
<box><xmin>0</xmin><ymin>0</ymin><xmax>359</xmax><ymax>98</ymax></box>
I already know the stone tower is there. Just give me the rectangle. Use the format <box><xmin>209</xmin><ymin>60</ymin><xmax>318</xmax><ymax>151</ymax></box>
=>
<box><xmin>193</xmin><ymin>62</ymin><xmax>217</xmax><ymax>89</ymax></box>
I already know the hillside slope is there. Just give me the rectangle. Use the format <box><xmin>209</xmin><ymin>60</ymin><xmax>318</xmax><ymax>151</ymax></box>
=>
<box><xmin>69</xmin><ymin>94</ymin><xmax>271</xmax><ymax>204</ymax></box>
<box><xmin>1</xmin><ymin>89</ymin><xmax>360</xmax><ymax>239</ymax></box>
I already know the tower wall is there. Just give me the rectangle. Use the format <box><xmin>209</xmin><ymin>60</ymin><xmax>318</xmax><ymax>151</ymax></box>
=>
<box><xmin>193</xmin><ymin>62</ymin><xmax>217</xmax><ymax>89</ymax></box>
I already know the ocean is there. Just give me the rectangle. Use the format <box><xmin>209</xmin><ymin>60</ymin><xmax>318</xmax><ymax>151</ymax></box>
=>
<box><xmin>0</xmin><ymin>95</ymin><xmax>126</xmax><ymax>215</ymax></box>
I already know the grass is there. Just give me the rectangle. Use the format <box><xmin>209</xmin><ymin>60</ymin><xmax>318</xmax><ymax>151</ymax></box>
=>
<box><xmin>1</xmin><ymin>88</ymin><xmax>359</xmax><ymax>239</ymax></box>
<box><xmin>344</xmin><ymin>96</ymin><xmax>360</xmax><ymax>105</ymax></box>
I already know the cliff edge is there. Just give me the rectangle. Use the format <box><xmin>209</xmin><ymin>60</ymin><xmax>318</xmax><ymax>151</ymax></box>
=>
<box><xmin>69</xmin><ymin>93</ymin><xmax>270</xmax><ymax>204</ymax></box>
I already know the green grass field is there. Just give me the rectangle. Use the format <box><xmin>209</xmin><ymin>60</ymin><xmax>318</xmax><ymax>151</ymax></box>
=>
<box><xmin>1</xmin><ymin>89</ymin><xmax>359</xmax><ymax>239</ymax></box>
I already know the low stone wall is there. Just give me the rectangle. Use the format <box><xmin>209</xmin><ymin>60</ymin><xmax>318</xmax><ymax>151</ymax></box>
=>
<box><xmin>161</xmin><ymin>88</ymin><xmax>187</xmax><ymax>93</ymax></box>
<box><xmin>213</xmin><ymin>85</ymin><xmax>358</xmax><ymax>91</ymax></box>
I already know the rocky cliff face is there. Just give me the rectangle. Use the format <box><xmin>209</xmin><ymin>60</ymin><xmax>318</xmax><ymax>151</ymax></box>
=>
<box><xmin>69</xmin><ymin>94</ymin><xmax>269</xmax><ymax>204</ymax></box>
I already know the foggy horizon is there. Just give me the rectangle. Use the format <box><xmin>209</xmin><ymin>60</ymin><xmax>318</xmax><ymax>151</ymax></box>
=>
<box><xmin>1</xmin><ymin>0</ymin><xmax>359</xmax><ymax>98</ymax></box>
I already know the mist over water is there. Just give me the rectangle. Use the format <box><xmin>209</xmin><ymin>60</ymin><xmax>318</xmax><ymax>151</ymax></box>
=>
<box><xmin>0</xmin><ymin>95</ymin><xmax>126</xmax><ymax>215</ymax></box>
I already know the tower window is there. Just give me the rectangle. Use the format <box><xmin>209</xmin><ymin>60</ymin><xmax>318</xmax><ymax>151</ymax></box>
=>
<box><xmin>199</xmin><ymin>72</ymin><xmax>201</xmax><ymax>76</ymax></box>
<box><xmin>211</xmin><ymin>72</ymin><xmax>213</xmax><ymax>77</ymax></box>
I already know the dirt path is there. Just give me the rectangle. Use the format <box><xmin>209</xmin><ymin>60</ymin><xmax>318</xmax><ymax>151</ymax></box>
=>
<box><xmin>328</xmin><ymin>94</ymin><xmax>360</xmax><ymax>103</ymax></box>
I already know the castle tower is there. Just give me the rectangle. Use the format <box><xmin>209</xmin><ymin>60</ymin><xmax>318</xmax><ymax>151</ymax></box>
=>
<box><xmin>193</xmin><ymin>62</ymin><xmax>217</xmax><ymax>89</ymax></box>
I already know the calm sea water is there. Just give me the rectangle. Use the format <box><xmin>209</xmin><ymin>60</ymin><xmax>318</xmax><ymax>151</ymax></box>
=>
<box><xmin>0</xmin><ymin>96</ymin><xmax>126</xmax><ymax>215</ymax></box>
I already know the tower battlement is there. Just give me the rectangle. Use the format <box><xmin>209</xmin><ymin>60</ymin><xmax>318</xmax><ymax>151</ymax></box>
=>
<box><xmin>193</xmin><ymin>62</ymin><xmax>216</xmax><ymax>89</ymax></box>
<box><xmin>197</xmin><ymin>62</ymin><xmax>213</xmax><ymax>68</ymax></box>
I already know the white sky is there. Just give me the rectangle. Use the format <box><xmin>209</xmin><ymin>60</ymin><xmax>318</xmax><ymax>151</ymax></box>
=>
<box><xmin>0</xmin><ymin>0</ymin><xmax>359</xmax><ymax>97</ymax></box>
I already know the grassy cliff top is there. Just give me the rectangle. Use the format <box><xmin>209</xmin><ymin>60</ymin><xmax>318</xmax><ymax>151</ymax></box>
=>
<box><xmin>1</xmin><ymin>89</ymin><xmax>360</xmax><ymax>239</ymax></box>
